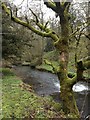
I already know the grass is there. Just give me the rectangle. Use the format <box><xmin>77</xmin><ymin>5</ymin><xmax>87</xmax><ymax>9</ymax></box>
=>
<box><xmin>1</xmin><ymin>68</ymin><xmax>65</xmax><ymax>119</ymax></box>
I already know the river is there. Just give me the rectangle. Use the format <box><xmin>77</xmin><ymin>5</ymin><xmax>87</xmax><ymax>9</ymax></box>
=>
<box><xmin>12</xmin><ymin>66</ymin><xmax>90</xmax><ymax>119</ymax></box>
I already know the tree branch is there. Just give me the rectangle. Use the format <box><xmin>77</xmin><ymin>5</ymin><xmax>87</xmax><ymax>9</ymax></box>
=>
<box><xmin>64</xmin><ymin>0</ymin><xmax>73</xmax><ymax>8</ymax></box>
<box><xmin>29</xmin><ymin>14</ymin><xmax>59</xmax><ymax>41</ymax></box>
<box><xmin>68</xmin><ymin>57</ymin><xmax>90</xmax><ymax>87</ymax></box>
<box><xmin>43</xmin><ymin>0</ymin><xmax>57</xmax><ymax>12</ymax></box>
<box><xmin>77</xmin><ymin>57</ymin><xmax>90</xmax><ymax>71</ymax></box>
<box><xmin>44</xmin><ymin>57</ymin><xmax>90</xmax><ymax>86</ymax></box>
<box><xmin>70</xmin><ymin>74</ymin><xmax>90</xmax><ymax>87</ymax></box>
<box><xmin>69</xmin><ymin>22</ymin><xmax>90</xmax><ymax>38</ymax></box>
<box><xmin>83</xmin><ymin>33</ymin><xmax>90</xmax><ymax>40</ymax></box>
<box><xmin>53</xmin><ymin>0</ymin><xmax>64</xmax><ymax>17</ymax></box>
<box><xmin>2</xmin><ymin>3</ymin><xmax>52</xmax><ymax>38</ymax></box>
<box><xmin>69</xmin><ymin>27</ymin><xmax>80</xmax><ymax>38</ymax></box>
<box><xmin>29</xmin><ymin>8</ymin><xmax>39</xmax><ymax>23</ymax></box>
<box><xmin>28</xmin><ymin>7</ymin><xmax>59</xmax><ymax>41</ymax></box>
<box><xmin>53</xmin><ymin>0</ymin><xmax>60</xmax><ymax>8</ymax></box>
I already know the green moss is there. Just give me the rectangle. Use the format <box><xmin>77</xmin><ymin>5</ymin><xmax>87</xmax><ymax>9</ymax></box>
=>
<box><xmin>53</xmin><ymin>103</ymin><xmax>62</xmax><ymax>112</ymax></box>
<box><xmin>2</xmin><ymin>68</ymin><xmax>15</xmax><ymax>76</ymax></box>
<box><xmin>36</xmin><ymin>63</ymin><xmax>53</xmax><ymax>72</ymax></box>
<box><xmin>60</xmin><ymin>82</ymin><xmax>80</xmax><ymax>117</ymax></box>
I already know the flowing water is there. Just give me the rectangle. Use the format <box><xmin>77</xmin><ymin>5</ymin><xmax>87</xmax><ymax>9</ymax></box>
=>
<box><xmin>12</xmin><ymin>66</ymin><xmax>90</xmax><ymax>119</ymax></box>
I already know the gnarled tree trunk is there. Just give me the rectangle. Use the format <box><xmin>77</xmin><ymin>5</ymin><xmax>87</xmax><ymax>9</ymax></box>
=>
<box><xmin>55</xmin><ymin>13</ymin><xmax>80</xmax><ymax>117</ymax></box>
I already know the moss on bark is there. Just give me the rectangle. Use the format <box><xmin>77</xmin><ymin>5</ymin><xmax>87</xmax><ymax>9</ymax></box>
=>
<box><xmin>55</xmin><ymin>9</ymin><xmax>80</xmax><ymax>117</ymax></box>
<box><xmin>60</xmin><ymin>81</ymin><xmax>80</xmax><ymax>117</ymax></box>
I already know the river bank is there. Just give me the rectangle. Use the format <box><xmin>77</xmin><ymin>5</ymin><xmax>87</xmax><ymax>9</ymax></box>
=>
<box><xmin>12</xmin><ymin>65</ymin><xmax>90</xmax><ymax>119</ymax></box>
<box><xmin>1</xmin><ymin>67</ymin><xmax>67</xmax><ymax>119</ymax></box>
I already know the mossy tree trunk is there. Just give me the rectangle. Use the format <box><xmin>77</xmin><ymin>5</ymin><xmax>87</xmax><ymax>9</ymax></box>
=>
<box><xmin>55</xmin><ymin>10</ymin><xmax>80</xmax><ymax>117</ymax></box>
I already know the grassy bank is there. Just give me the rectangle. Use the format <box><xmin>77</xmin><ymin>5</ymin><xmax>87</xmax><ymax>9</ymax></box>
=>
<box><xmin>1</xmin><ymin>68</ymin><xmax>65</xmax><ymax>119</ymax></box>
<box><xmin>36</xmin><ymin>50</ymin><xmax>76</xmax><ymax>73</ymax></box>
<box><xmin>36</xmin><ymin>50</ymin><xmax>59</xmax><ymax>73</ymax></box>
<box><xmin>36</xmin><ymin>50</ymin><xmax>89</xmax><ymax>78</ymax></box>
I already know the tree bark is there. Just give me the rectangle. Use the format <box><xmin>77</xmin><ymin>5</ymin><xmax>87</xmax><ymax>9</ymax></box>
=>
<box><xmin>55</xmin><ymin>11</ymin><xmax>80</xmax><ymax>117</ymax></box>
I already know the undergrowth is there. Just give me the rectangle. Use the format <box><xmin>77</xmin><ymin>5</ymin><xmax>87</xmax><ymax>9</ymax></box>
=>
<box><xmin>1</xmin><ymin>68</ymin><xmax>65</xmax><ymax>119</ymax></box>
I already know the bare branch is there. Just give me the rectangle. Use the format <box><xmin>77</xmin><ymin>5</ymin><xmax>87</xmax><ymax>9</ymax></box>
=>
<box><xmin>17</xmin><ymin>0</ymin><xmax>25</xmax><ymax>7</ymax></box>
<box><xmin>2</xmin><ymin>3</ymin><xmax>51</xmax><ymax>38</ymax></box>
<box><xmin>69</xmin><ymin>22</ymin><xmax>90</xmax><ymax>38</ymax></box>
<box><xmin>83</xmin><ymin>33</ymin><xmax>90</xmax><ymax>40</ymax></box>
<box><xmin>69</xmin><ymin>27</ymin><xmax>80</xmax><ymax>38</ymax></box>
<box><xmin>75</xmin><ymin>32</ymin><xmax>82</xmax><ymax>66</ymax></box>
<box><xmin>28</xmin><ymin>8</ymin><xmax>59</xmax><ymax>41</ymax></box>
<box><xmin>64</xmin><ymin>0</ymin><xmax>73</xmax><ymax>7</ymax></box>
<box><xmin>29</xmin><ymin>8</ymin><xmax>39</xmax><ymax>23</ymax></box>
<box><xmin>44</xmin><ymin>21</ymin><xmax>49</xmax><ymax>29</ymax></box>
<box><xmin>25</xmin><ymin>15</ymin><xmax>29</xmax><ymax>24</ymax></box>
<box><xmin>2</xmin><ymin>2</ymin><xmax>59</xmax><ymax>43</ymax></box>
<box><xmin>43</xmin><ymin>0</ymin><xmax>57</xmax><ymax>12</ymax></box>
<box><xmin>77</xmin><ymin>57</ymin><xmax>90</xmax><ymax>71</ymax></box>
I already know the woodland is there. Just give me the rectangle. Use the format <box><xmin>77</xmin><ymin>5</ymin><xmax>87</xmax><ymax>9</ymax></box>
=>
<box><xmin>1</xmin><ymin>0</ymin><xmax>90</xmax><ymax>119</ymax></box>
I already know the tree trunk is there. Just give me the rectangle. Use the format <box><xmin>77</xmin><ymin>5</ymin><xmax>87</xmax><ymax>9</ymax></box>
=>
<box><xmin>56</xmin><ymin>15</ymin><xmax>80</xmax><ymax>117</ymax></box>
